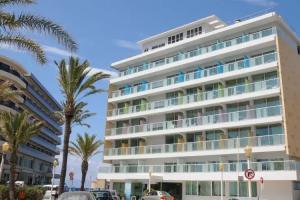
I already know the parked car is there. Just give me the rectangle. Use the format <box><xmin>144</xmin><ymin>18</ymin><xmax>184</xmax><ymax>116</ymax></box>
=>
<box><xmin>42</xmin><ymin>185</ymin><xmax>59</xmax><ymax>200</ymax></box>
<box><xmin>58</xmin><ymin>191</ymin><xmax>96</xmax><ymax>200</ymax></box>
<box><xmin>91</xmin><ymin>190</ymin><xmax>114</xmax><ymax>200</ymax></box>
<box><xmin>109</xmin><ymin>190</ymin><xmax>119</xmax><ymax>200</ymax></box>
<box><xmin>141</xmin><ymin>190</ymin><xmax>174</xmax><ymax>200</ymax></box>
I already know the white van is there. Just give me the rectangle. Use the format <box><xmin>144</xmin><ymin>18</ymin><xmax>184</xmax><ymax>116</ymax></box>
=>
<box><xmin>43</xmin><ymin>185</ymin><xmax>58</xmax><ymax>200</ymax></box>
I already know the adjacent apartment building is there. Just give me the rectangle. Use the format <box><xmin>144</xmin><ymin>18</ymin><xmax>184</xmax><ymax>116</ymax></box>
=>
<box><xmin>99</xmin><ymin>12</ymin><xmax>300</xmax><ymax>200</ymax></box>
<box><xmin>0</xmin><ymin>56</ymin><xmax>62</xmax><ymax>185</ymax></box>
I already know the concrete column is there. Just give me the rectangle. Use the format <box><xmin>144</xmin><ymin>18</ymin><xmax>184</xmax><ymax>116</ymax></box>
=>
<box><xmin>125</xmin><ymin>182</ymin><xmax>132</xmax><ymax>200</ymax></box>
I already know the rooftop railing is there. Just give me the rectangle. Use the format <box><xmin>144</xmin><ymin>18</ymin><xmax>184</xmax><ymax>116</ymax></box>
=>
<box><xmin>118</xmin><ymin>27</ymin><xmax>275</xmax><ymax>78</ymax></box>
<box><xmin>99</xmin><ymin>160</ymin><xmax>299</xmax><ymax>174</ymax></box>
<box><xmin>108</xmin><ymin>78</ymin><xmax>279</xmax><ymax>117</ymax></box>
<box><xmin>112</xmin><ymin>51</ymin><xmax>277</xmax><ymax>98</ymax></box>
<box><xmin>105</xmin><ymin>134</ymin><xmax>284</xmax><ymax>156</ymax></box>
<box><xmin>106</xmin><ymin>105</ymin><xmax>282</xmax><ymax>136</ymax></box>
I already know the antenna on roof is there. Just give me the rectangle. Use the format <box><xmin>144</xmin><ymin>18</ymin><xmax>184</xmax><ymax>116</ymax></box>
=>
<box><xmin>232</xmin><ymin>7</ymin><xmax>276</xmax><ymax>24</ymax></box>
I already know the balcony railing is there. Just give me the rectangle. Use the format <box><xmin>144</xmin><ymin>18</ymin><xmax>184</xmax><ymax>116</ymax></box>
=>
<box><xmin>106</xmin><ymin>105</ymin><xmax>282</xmax><ymax>136</ymax></box>
<box><xmin>105</xmin><ymin>134</ymin><xmax>284</xmax><ymax>156</ymax></box>
<box><xmin>108</xmin><ymin>78</ymin><xmax>279</xmax><ymax>117</ymax></box>
<box><xmin>99</xmin><ymin>160</ymin><xmax>299</xmax><ymax>174</ymax></box>
<box><xmin>118</xmin><ymin>27</ymin><xmax>275</xmax><ymax>78</ymax></box>
<box><xmin>112</xmin><ymin>51</ymin><xmax>277</xmax><ymax>98</ymax></box>
<box><xmin>24</xmin><ymin>100</ymin><xmax>61</xmax><ymax>131</ymax></box>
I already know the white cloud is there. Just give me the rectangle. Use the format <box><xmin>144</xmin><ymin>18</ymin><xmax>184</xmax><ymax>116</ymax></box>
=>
<box><xmin>0</xmin><ymin>43</ymin><xmax>25</xmax><ymax>53</ymax></box>
<box><xmin>114</xmin><ymin>39</ymin><xmax>140</xmax><ymax>50</ymax></box>
<box><xmin>240</xmin><ymin>0</ymin><xmax>278</xmax><ymax>7</ymax></box>
<box><xmin>87</xmin><ymin>67</ymin><xmax>118</xmax><ymax>78</ymax></box>
<box><xmin>42</xmin><ymin>45</ymin><xmax>77</xmax><ymax>57</ymax></box>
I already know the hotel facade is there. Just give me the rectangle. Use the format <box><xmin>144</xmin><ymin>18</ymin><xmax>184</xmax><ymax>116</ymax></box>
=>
<box><xmin>99</xmin><ymin>12</ymin><xmax>300</xmax><ymax>200</ymax></box>
<box><xmin>0</xmin><ymin>56</ymin><xmax>62</xmax><ymax>185</ymax></box>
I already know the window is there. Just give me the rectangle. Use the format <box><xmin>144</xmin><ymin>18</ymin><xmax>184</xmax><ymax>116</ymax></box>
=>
<box><xmin>198</xmin><ymin>181</ymin><xmax>211</xmax><ymax>196</ymax></box>
<box><xmin>187</xmin><ymin>27</ymin><xmax>202</xmax><ymax>38</ymax></box>
<box><xmin>186</xmin><ymin>133</ymin><xmax>202</xmax><ymax>142</ymax></box>
<box><xmin>186</xmin><ymin>181</ymin><xmax>197</xmax><ymax>195</ymax></box>
<box><xmin>212</xmin><ymin>181</ymin><xmax>224</xmax><ymax>196</ymax></box>
<box><xmin>151</xmin><ymin>43</ymin><xmax>165</xmax><ymax>50</ymax></box>
<box><xmin>168</xmin><ymin>33</ymin><xmax>183</xmax><ymax>44</ymax></box>
<box><xmin>229</xmin><ymin>182</ymin><xmax>253</xmax><ymax>196</ymax></box>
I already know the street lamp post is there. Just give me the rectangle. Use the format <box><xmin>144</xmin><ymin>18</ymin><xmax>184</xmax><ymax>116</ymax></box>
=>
<box><xmin>0</xmin><ymin>142</ymin><xmax>10</xmax><ymax>183</ymax></box>
<box><xmin>148</xmin><ymin>169</ymin><xmax>152</xmax><ymax>193</ymax></box>
<box><xmin>244</xmin><ymin>145</ymin><xmax>253</xmax><ymax>198</ymax></box>
<box><xmin>219</xmin><ymin>163</ymin><xmax>224</xmax><ymax>200</ymax></box>
<box><xmin>51</xmin><ymin>159</ymin><xmax>59</xmax><ymax>200</ymax></box>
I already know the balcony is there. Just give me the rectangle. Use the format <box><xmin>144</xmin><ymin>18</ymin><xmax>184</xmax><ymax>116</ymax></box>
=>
<box><xmin>24</xmin><ymin>100</ymin><xmax>62</xmax><ymax>132</ymax></box>
<box><xmin>111</xmin><ymin>51</ymin><xmax>277</xmax><ymax>99</ymax></box>
<box><xmin>19</xmin><ymin>145</ymin><xmax>54</xmax><ymax>163</ymax></box>
<box><xmin>117</xmin><ymin>27</ymin><xmax>275</xmax><ymax>79</ymax></box>
<box><xmin>106</xmin><ymin>105</ymin><xmax>282</xmax><ymax>137</ymax></box>
<box><xmin>40</xmin><ymin>127</ymin><xmax>61</xmax><ymax>145</ymax></box>
<box><xmin>0</xmin><ymin>62</ymin><xmax>26</xmax><ymax>88</ymax></box>
<box><xmin>104</xmin><ymin>134</ymin><xmax>285</xmax><ymax>158</ymax></box>
<box><xmin>27</xmin><ymin>85</ymin><xmax>57</xmax><ymax>113</ymax></box>
<box><xmin>30</xmin><ymin>136</ymin><xmax>59</xmax><ymax>154</ymax></box>
<box><xmin>108</xmin><ymin>78</ymin><xmax>279</xmax><ymax>119</ymax></box>
<box><xmin>100</xmin><ymin>160</ymin><xmax>297</xmax><ymax>174</ymax></box>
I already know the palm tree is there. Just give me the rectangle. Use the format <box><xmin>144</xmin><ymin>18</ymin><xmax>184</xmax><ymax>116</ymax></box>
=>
<box><xmin>69</xmin><ymin>133</ymin><xmax>102</xmax><ymax>191</ymax></box>
<box><xmin>0</xmin><ymin>0</ymin><xmax>77</xmax><ymax>64</ymax></box>
<box><xmin>0</xmin><ymin>111</ymin><xmax>43</xmax><ymax>200</ymax></box>
<box><xmin>56</xmin><ymin>56</ymin><xmax>110</xmax><ymax>194</ymax></box>
<box><xmin>0</xmin><ymin>81</ymin><xmax>22</xmax><ymax>102</ymax></box>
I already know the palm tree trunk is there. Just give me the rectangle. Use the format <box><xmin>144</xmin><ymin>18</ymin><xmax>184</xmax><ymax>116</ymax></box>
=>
<box><xmin>80</xmin><ymin>160</ymin><xmax>88</xmax><ymax>191</ymax></box>
<box><xmin>58</xmin><ymin>116</ymin><xmax>72</xmax><ymax>194</ymax></box>
<box><xmin>9</xmin><ymin>149</ymin><xmax>17</xmax><ymax>200</ymax></box>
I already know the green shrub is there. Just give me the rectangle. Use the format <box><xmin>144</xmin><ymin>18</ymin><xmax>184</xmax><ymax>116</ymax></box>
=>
<box><xmin>0</xmin><ymin>185</ymin><xmax>46</xmax><ymax>200</ymax></box>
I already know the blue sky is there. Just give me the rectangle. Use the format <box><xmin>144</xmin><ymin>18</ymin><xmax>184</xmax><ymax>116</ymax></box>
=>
<box><xmin>0</xmin><ymin>0</ymin><xmax>299</xmax><ymax>187</ymax></box>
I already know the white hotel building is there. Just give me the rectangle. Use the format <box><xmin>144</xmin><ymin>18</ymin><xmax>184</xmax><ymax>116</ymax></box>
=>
<box><xmin>98</xmin><ymin>12</ymin><xmax>300</xmax><ymax>200</ymax></box>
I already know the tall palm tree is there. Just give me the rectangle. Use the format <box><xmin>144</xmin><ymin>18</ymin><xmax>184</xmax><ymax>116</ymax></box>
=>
<box><xmin>0</xmin><ymin>0</ymin><xmax>77</xmax><ymax>64</ymax></box>
<box><xmin>56</xmin><ymin>56</ymin><xmax>110</xmax><ymax>194</ymax></box>
<box><xmin>0</xmin><ymin>111</ymin><xmax>43</xmax><ymax>200</ymax></box>
<box><xmin>69</xmin><ymin>133</ymin><xmax>102</xmax><ymax>191</ymax></box>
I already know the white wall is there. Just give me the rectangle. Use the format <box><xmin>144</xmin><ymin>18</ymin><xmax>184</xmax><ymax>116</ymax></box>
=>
<box><xmin>182</xmin><ymin>180</ymin><xmax>295</xmax><ymax>200</ymax></box>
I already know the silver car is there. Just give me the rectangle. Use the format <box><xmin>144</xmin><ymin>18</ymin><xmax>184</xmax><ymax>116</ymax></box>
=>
<box><xmin>58</xmin><ymin>191</ymin><xmax>96</xmax><ymax>200</ymax></box>
<box><xmin>141</xmin><ymin>191</ymin><xmax>173</xmax><ymax>200</ymax></box>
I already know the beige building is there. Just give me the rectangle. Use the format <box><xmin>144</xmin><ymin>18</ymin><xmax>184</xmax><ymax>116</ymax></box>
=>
<box><xmin>99</xmin><ymin>12</ymin><xmax>300</xmax><ymax>200</ymax></box>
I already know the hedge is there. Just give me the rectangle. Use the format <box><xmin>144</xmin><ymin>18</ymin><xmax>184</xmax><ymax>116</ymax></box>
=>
<box><xmin>0</xmin><ymin>185</ymin><xmax>46</xmax><ymax>200</ymax></box>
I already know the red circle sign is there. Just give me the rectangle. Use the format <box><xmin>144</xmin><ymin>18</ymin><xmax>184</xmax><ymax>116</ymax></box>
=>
<box><xmin>260</xmin><ymin>177</ymin><xmax>264</xmax><ymax>184</ymax></box>
<box><xmin>244</xmin><ymin>169</ymin><xmax>255</xmax><ymax>180</ymax></box>
<box><xmin>69</xmin><ymin>172</ymin><xmax>74</xmax><ymax>181</ymax></box>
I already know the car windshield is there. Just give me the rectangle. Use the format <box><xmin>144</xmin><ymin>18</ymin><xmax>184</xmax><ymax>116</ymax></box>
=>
<box><xmin>58</xmin><ymin>193</ymin><xmax>91</xmax><ymax>200</ymax></box>
<box><xmin>94</xmin><ymin>192</ymin><xmax>110</xmax><ymax>197</ymax></box>
<box><xmin>111</xmin><ymin>191</ymin><xmax>116</xmax><ymax>196</ymax></box>
<box><xmin>161</xmin><ymin>191</ymin><xmax>171</xmax><ymax>196</ymax></box>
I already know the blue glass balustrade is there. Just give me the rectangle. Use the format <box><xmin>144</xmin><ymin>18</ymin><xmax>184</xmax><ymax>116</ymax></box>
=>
<box><xmin>118</xmin><ymin>27</ymin><xmax>275</xmax><ymax>77</ymax></box>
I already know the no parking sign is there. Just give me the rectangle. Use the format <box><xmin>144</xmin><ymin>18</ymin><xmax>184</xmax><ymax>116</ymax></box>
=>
<box><xmin>244</xmin><ymin>168</ymin><xmax>255</xmax><ymax>180</ymax></box>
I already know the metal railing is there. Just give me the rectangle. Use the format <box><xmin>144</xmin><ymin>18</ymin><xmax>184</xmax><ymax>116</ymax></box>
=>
<box><xmin>118</xmin><ymin>27</ymin><xmax>275</xmax><ymax>78</ymax></box>
<box><xmin>108</xmin><ymin>78</ymin><xmax>279</xmax><ymax>116</ymax></box>
<box><xmin>104</xmin><ymin>134</ymin><xmax>284</xmax><ymax>156</ymax></box>
<box><xmin>112</xmin><ymin>51</ymin><xmax>277</xmax><ymax>98</ymax></box>
<box><xmin>106</xmin><ymin>105</ymin><xmax>282</xmax><ymax>136</ymax></box>
<box><xmin>98</xmin><ymin>160</ymin><xmax>299</xmax><ymax>174</ymax></box>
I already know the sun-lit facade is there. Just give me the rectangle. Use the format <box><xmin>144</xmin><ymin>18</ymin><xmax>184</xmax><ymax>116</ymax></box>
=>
<box><xmin>99</xmin><ymin>12</ymin><xmax>300</xmax><ymax>200</ymax></box>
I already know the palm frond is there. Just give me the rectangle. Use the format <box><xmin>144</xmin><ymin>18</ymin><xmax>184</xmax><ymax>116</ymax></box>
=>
<box><xmin>0</xmin><ymin>0</ymin><xmax>35</xmax><ymax>6</ymax></box>
<box><xmin>0</xmin><ymin>111</ymin><xmax>43</xmax><ymax>151</ymax></box>
<box><xmin>69</xmin><ymin>133</ymin><xmax>103</xmax><ymax>161</ymax></box>
<box><xmin>0</xmin><ymin>34</ymin><xmax>46</xmax><ymax>64</ymax></box>
<box><xmin>0</xmin><ymin>13</ymin><xmax>77</xmax><ymax>51</ymax></box>
<box><xmin>0</xmin><ymin>80</ymin><xmax>23</xmax><ymax>101</ymax></box>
